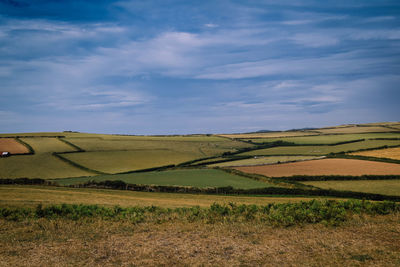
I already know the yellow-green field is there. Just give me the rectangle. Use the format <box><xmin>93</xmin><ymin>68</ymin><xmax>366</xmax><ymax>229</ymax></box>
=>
<box><xmin>20</xmin><ymin>137</ymin><xmax>77</xmax><ymax>153</ymax></box>
<box><xmin>302</xmin><ymin>180</ymin><xmax>400</xmax><ymax>196</ymax></box>
<box><xmin>239</xmin><ymin>139</ymin><xmax>400</xmax><ymax>156</ymax></box>
<box><xmin>245</xmin><ymin>132</ymin><xmax>400</xmax><ymax>144</ymax></box>
<box><xmin>208</xmin><ymin>156</ymin><xmax>321</xmax><ymax>167</ymax></box>
<box><xmin>0</xmin><ymin>185</ymin><xmax>322</xmax><ymax>208</ymax></box>
<box><xmin>0</xmin><ymin>137</ymin><xmax>93</xmax><ymax>178</ymax></box>
<box><xmin>218</xmin><ymin>131</ymin><xmax>318</xmax><ymax>139</ymax></box>
<box><xmin>60</xmin><ymin>150</ymin><xmax>211</xmax><ymax>174</ymax></box>
<box><xmin>0</xmin><ymin>154</ymin><xmax>94</xmax><ymax>178</ymax></box>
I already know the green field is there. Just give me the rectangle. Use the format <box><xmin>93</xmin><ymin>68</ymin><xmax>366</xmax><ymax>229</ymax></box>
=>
<box><xmin>245</xmin><ymin>133</ymin><xmax>400</xmax><ymax>144</ymax></box>
<box><xmin>0</xmin><ymin>137</ymin><xmax>94</xmax><ymax>178</ymax></box>
<box><xmin>0</xmin><ymin>154</ymin><xmax>95</xmax><ymax>178</ymax></box>
<box><xmin>60</xmin><ymin>150</ymin><xmax>214</xmax><ymax>174</ymax></box>
<box><xmin>208</xmin><ymin>156</ymin><xmax>321</xmax><ymax>167</ymax></box>
<box><xmin>303</xmin><ymin>180</ymin><xmax>400</xmax><ymax>196</ymax></box>
<box><xmin>52</xmin><ymin>169</ymin><xmax>271</xmax><ymax>188</ymax></box>
<box><xmin>239</xmin><ymin>139</ymin><xmax>400</xmax><ymax>156</ymax></box>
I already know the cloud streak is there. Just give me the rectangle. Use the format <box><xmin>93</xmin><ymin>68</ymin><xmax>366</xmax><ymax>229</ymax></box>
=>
<box><xmin>0</xmin><ymin>0</ymin><xmax>399</xmax><ymax>134</ymax></box>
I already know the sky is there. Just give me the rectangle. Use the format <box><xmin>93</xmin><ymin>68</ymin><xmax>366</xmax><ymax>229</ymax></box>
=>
<box><xmin>0</xmin><ymin>0</ymin><xmax>399</xmax><ymax>134</ymax></box>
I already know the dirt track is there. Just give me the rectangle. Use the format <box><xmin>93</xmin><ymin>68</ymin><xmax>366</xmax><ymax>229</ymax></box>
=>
<box><xmin>235</xmin><ymin>158</ymin><xmax>400</xmax><ymax>177</ymax></box>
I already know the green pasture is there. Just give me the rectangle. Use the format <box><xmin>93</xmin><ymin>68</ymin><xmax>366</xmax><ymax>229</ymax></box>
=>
<box><xmin>0</xmin><ymin>137</ymin><xmax>93</xmax><ymax>179</ymax></box>
<box><xmin>244</xmin><ymin>133</ymin><xmax>400</xmax><ymax>144</ymax></box>
<box><xmin>60</xmin><ymin>150</ymin><xmax>216</xmax><ymax>174</ymax></box>
<box><xmin>239</xmin><ymin>140</ymin><xmax>400</xmax><ymax>156</ymax></box>
<box><xmin>209</xmin><ymin>156</ymin><xmax>321</xmax><ymax>167</ymax></box>
<box><xmin>0</xmin><ymin>153</ymin><xmax>94</xmax><ymax>178</ymax></box>
<box><xmin>303</xmin><ymin>180</ymin><xmax>400</xmax><ymax>196</ymax></box>
<box><xmin>52</xmin><ymin>169</ymin><xmax>271</xmax><ymax>188</ymax></box>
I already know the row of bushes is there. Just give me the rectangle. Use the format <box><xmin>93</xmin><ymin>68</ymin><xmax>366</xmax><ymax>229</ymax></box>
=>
<box><xmin>246</xmin><ymin>139</ymin><xmax>365</xmax><ymax>147</ymax></box>
<box><xmin>0</xmin><ymin>178</ymin><xmax>51</xmax><ymax>185</ymax></box>
<box><xmin>76</xmin><ymin>180</ymin><xmax>400</xmax><ymax>201</ymax></box>
<box><xmin>1</xmin><ymin>200</ymin><xmax>398</xmax><ymax>226</ymax></box>
<box><xmin>1</xmin><ymin>177</ymin><xmax>399</xmax><ymax>201</ymax></box>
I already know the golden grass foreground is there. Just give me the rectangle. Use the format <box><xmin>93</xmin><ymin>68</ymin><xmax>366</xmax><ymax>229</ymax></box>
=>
<box><xmin>1</xmin><ymin>214</ymin><xmax>399</xmax><ymax>266</ymax></box>
<box><xmin>234</xmin><ymin>158</ymin><xmax>400</xmax><ymax>177</ymax></box>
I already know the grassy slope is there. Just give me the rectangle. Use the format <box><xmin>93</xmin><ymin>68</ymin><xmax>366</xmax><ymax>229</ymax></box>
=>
<box><xmin>0</xmin><ymin>185</ymin><xmax>320</xmax><ymax>208</ymax></box>
<box><xmin>60</xmin><ymin>150</ymin><xmax>204</xmax><ymax>174</ymax></box>
<box><xmin>0</xmin><ymin>138</ymin><xmax>93</xmax><ymax>179</ymax></box>
<box><xmin>239</xmin><ymin>139</ymin><xmax>400</xmax><ymax>156</ymax></box>
<box><xmin>303</xmin><ymin>180</ymin><xmax>400</xmax><ymax>196</ymax></box>
<box><xmin>52</xmin><ymin>169</ymin><xmax>271</xmax><ymax>188</ymax></box>
<box><xmin>60</xmin><ymin>136</ymin><xmax>252</xmax><ymax>173</ymax></box>
<box><xmin>209</xmin><ymin>156</ymin><xmax>320</xmax><ymax>167</ymax></box>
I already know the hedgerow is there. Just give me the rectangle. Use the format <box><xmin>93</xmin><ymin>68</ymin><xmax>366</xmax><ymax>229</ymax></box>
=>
<box><xmin>0</xmin><ymin>200</ymin><xmax>398</xmax><ymax>226</ymax></box>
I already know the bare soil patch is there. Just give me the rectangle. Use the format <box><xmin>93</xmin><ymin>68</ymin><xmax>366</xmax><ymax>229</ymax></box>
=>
<box><xmin>0</xmin><ymin>138</ymin><xmax>29</xmax><ymax>154</ymax></box>
<box><xmin>234</xmin><ymin>158</ymin><xmax>400</xmax><ymax>177</ymax></box>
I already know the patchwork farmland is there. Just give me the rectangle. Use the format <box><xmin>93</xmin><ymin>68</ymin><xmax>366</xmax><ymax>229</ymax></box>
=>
<box><xmin>1</xmin><ymin>122</ymin><xmax>400</xmax><ymax>266</ymax></box>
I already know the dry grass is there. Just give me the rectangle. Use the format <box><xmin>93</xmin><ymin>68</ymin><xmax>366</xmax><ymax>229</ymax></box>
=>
<box><xmin>235</xmin><ymin>158</ymin><xmax>400</xmax><ymax>177</ymax></box>
<box><xmin>0</xmin><ymin>185</ymin><xmax>325</xmax><ymax>208</ymax></box>
<box><xmin>0</xmin><ymin>138</ymin><xmax>29</xmax><ymax>154</ymax></box>
<box><xmin>302</xmin><ymin>180</ymin><xmax>400</xmax><ymax>196</ymax></box>
<box><xmin>218</xmin><ymin>131</ymin><xmax>317</xmax><ymax>139</ymax></box>
<box><xmin>0</xmin><ymin>214</ymin><xmax>399</xmax><ymax>266</ymax></box>
<box><xmin>315</xmin><ymin>126</ymin><xmax>397</xmax><ymax>134</ymax></box>
<box><xmin>351</xmin><ymin>147</ymin><xmax>400</xmax><ymax>160</ymax></box>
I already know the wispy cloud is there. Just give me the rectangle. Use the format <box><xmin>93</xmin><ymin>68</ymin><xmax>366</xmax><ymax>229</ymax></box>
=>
<box><xmin>0</xmin><ymin>0</ymin><xmax>399</xmax><ymax>134</ymax></box>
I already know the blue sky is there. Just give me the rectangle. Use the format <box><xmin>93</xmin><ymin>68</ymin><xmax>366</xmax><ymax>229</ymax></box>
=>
<box><xmin>0</xmin><ymin>0</ymin><xmax>399</xmax><ymax>134</ymax></box>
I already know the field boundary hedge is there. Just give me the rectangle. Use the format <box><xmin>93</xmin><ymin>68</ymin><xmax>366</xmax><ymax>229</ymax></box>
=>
<box><xmin>14</xmin><ymin>137</ymin><xmax>35</xmax><ymax>154</ymax></box>
<box><xmin>1</xmin><ymin>178</ymin><xmax>400</xmax><ymax>201</ymax></box>
<box><xmin>58</xmin><ymin>138</ymin><xmax>85</xmax><ymax>152</ymax></box>
<box><xmin>52</xmin><ymin>153</ymin><xmax>107</xmax><ymax>175</ymax></box>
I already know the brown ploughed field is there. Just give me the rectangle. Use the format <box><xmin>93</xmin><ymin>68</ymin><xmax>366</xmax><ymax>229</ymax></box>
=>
<box><xmin>0</xmin><ymin>138</ymin><xmax>29</xmax><ymax>154</ymax></box>
<box><xmin>234</xmin><ymin>158</ymin><xmax>400</xmax><ymax>177</ymax></box>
